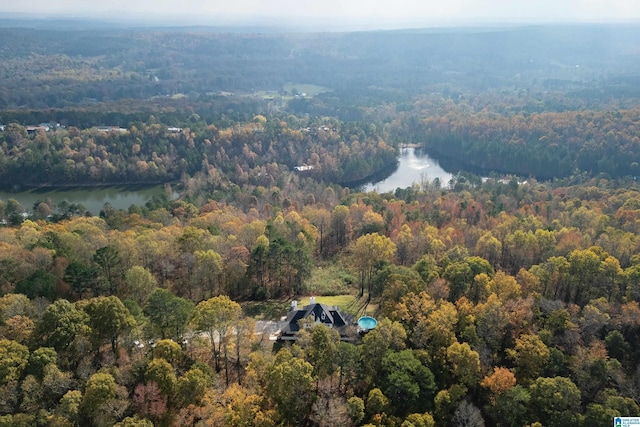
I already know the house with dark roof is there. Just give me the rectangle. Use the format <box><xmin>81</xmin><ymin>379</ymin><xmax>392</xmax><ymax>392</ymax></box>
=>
<box><xmin>278</xmin><ymin>298</ymin><xmax>355</xmax><ymax>341</ymax></box>
<box><xmin>26</xmin><ymin>125</ymin><xmax>49</xmax><ymax>134</ymax></box>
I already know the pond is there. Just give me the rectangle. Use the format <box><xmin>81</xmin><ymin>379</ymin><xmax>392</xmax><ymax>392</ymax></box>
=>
<box><xmin>0</xmin><ymin>184</ymin><xmax>179</xmax><ymax>216</ymax></box>
<box><xmin>362</xmin><ymin>147</ymin><xmax>454</xmax><ymax>193</ymax></box>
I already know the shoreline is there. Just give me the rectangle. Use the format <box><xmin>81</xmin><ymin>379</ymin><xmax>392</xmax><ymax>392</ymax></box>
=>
<box><xmin>0</xmin><ymin>181</ymin><xmax>179</xmax><ymax>192</ymax></box>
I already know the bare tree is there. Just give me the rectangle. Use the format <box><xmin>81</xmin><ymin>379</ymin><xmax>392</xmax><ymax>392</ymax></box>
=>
<box><xmin>452</xmin><ymin>400</ymin><xmax>485</xmax><ymax>427</ymax></box>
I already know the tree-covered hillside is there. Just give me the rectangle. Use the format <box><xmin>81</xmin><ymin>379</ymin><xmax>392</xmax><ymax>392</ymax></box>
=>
<box><xmin>2</xmin><ymin>22</ymin><xmax>640</xmax><ymax>426</ymax></box>
<box><xmin>1</xmin><ymin>25</ymin><xmax>640</xmax><ymax>108</ymax></box>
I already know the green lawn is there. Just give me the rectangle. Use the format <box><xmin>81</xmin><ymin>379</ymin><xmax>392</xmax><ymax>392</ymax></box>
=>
<box><xmin>297</xmin><ymin>295</ymin><xmax>354</xmax><ymax>308</ymax></box>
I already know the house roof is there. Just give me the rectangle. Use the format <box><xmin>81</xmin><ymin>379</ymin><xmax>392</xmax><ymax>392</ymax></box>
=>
<box><xmin>279</xmin><ymin>303</ymin><xmax>353</xmax><ymax>338</ymax></box>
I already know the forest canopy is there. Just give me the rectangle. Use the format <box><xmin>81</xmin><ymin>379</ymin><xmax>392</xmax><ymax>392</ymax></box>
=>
<box><xmin>1</xmin><ymin>21</ymin><xmax>640</xmax><ymax>427</ymax></box>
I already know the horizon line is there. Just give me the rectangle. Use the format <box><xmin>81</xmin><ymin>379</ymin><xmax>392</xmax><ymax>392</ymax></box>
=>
<box><xmin>1</xmin><ymin>11</ymin><xmax>640</xmax><ymax>32</ymax></box>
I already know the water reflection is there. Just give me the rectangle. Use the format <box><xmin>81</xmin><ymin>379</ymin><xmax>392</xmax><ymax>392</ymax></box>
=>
<box><xmin>0</xmin><ymin>185</ymin><xmax>178</xmax><ymax>216</ymax></box>
<box><xmin>363</xmin><ymin>147</ymin><xmax>453</xmax><ymax>193</ymax></box>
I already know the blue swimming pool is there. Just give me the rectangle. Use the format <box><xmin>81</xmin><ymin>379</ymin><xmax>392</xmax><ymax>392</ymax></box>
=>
<box><xmin>358</xmin><ymin>316</ymin><xmax>378</xmax><ymax>330</ymax></box>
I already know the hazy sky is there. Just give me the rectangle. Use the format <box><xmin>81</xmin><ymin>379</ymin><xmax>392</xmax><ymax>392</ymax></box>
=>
<box><xmin>4</xmin><ymin>0</ymin><xmax>640</xmax><ymax>27</ymax></box>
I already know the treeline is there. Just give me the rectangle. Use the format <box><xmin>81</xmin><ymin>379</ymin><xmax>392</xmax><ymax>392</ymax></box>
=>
<box><xmin>414</xmin><ymin>108</ymin><xmax>640</xmax><ymax>179</ymax></box>
<box><xmin>12</xmin><ymin>100</ymin><xmax>640</xmax><ymax>192</ymax></box>
<box><xmin>0</xmin><ymin>96</ymin><xmax>268</xmax><ymax>129</ymax></box>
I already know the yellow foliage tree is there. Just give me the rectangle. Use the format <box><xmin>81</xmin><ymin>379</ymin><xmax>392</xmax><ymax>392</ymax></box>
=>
<box><xmin>350</xmin><ymin>233</ymin><xmax>396</xmax><ymax>297</ymax></box>
<box><xmin>487</xmin><ymin>271</ymin><xmax>522</xmax><ymax>301</ymax></box>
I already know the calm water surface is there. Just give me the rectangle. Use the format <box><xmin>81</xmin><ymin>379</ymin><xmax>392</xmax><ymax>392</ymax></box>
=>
<box><xmin>0</xmin><ymin>185</ymin><xmax>178</xmax><ymax>215</ymax></box>
<box><xmin>363</xmin><ymin>147</ymin><xmax>453</xmax><ymax>193</ymax></box>
<box><xmin>1</xmin><ymin>148</ymin><xmax>457</xmax><ymax>213</ymax></box>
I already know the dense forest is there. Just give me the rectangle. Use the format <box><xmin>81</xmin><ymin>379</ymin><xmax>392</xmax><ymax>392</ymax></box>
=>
<box><xmin>0</xmin><ymin>117</ymin><xmax>395</xmax><ymax>187</ymax></box>
<box><xmin>1</xmin><ymin>21</ymin><xmax>640</xmax><ymax>427</ymax></box>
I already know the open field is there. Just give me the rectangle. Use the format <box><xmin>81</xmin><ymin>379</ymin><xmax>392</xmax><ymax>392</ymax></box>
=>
<box><xmin>282</xmin><ymin>82</ymin><xmax>330</xmax><ymax>96</ymax></box>
<box><xmin>246</xmin><ymin>83</ymin><xmax>331</xmax><ymax>100</ymax></box>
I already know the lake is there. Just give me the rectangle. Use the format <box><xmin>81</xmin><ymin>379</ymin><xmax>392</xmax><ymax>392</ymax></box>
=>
<box><xmin>0</xmin><ymin>148</ymin><xmax>456</xmax><ymax>214</ymax></box>
<box><xmin>363</xmin><ymin>147</ymin><xmax>454</xmax><ymax>193</ymax></box>
<box><xmin>0</xmin><ymin>185</ymin><xmax>178</xmax><ymax>216</ymax></box>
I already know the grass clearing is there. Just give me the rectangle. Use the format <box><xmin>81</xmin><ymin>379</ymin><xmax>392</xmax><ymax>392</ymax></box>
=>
<box><xmin>304</xmin><ymin>264</ymin><xmax>356</xmax><ymax>296</ymax></box>
<box><xmin>236</xmin><ymin>83</ymin><xmax>330</xmax><ymax>100</ymax></box>
<box><xmin>241</xmin><ymin>262</ymin><xmax>372</xmax><ymax>320</ymax></box>
<box><xmin>282</xmin><ymin>82</ymin><xmax>330</xmax><ymax>96</ymax></box>
<box><xmin>249</xmin><ymin>90</ymin><xmax>279</xmax><ymax>99</ymax></box>
<box><xmin>296</xmin><ymin>295</ymin><xmax>354</xmax><ymax>308</ymax></box>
